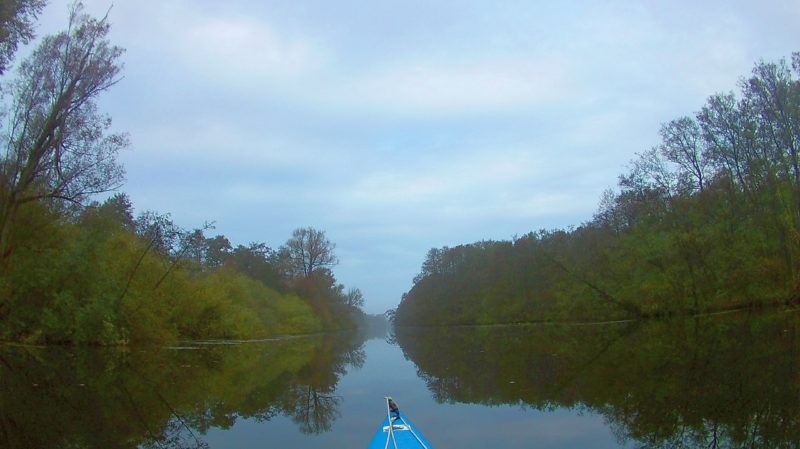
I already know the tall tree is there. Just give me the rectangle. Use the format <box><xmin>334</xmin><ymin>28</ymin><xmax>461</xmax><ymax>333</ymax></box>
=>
<box><xmin>342</xmin><ymin>287</ymin><xmax>364</xmax><ymax>309</ymax></box>
<box><xmin>0</xmin><ymin>0</ymin><xmax>46</xmax><ymax>75</ymax></box>
<box><xmin>742</xmin><ymin>57</ymin><xmax>800</xmax><ymax>185</ymax></box>
<box><xmin>0</xmin><ymin>2</ymin><xmax>127</xmax><ymax>261</ymax></box>
<box><xmin>229</xmin><ymin>242</ymin><xmax>285</xmax><ymax>291</ymax></box>
<box><xmin>282</xmin><ymin>227</ymin><xmax>338</xmax><ymax>277</ymax></box>
<box><xmin>204</xmin><ymin>234</ymin><xmax>232</xmax><ymax>268</ymax></box>
<box><xmin>659</xmin><ymin>116</ymin><xmax>710</xmax><ymax>193</ymax></box>
<box><xmin>698</xmin><ymin>92</ymin><xmax>756</xmax><ymax>191</ymax></box>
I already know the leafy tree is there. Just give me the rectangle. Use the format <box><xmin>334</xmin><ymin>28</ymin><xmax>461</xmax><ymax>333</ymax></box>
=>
<box><xmin>0</xmin><ymin>2</ymin><xmax>127</xmax><ymax>262</ymax></box>
<box><xmin>228</xmin><ymin>242</ymin><xmax>285</xmax><ymax>291</ymax></box>
<box><xmin>697</xmin><ymin>92</ymin><xmax>755</xmax><ymax>191</ymax></box>
<box><xmin>96</xmin><ymin>192</ymin><xmax>135</xmax><ymax>230</ymax></box>
<box><xmin>659</xmin><ymin>116</ymin><xmax>711</xmax><ymax>193</ymax></box>
<box><xmin>281</xmin><ymin>227</ymin><xmax>338</xmax><ymax>278</ymax></box>
<box><xmin>396</xmin><ymin>51</ymin><xmax>800</xmax><ymax>326</ymax></box>
<box><xmin>0</xmin><ymin>4</ymin><xmax>361</xmax><ymax>344</ymax></box>
<box><xmin>0</xmin><ymin>0</ymin><xmax>46</xmax><ymax>74</ymax></box>
<box><xmin>342</xmin><ymin>287</ymin><xmax>364</xmax><ymax>309</ymax></box>
<box><xmin>204</xmin><ymin>234</ymin><xmax>232</xmax><ymax>268</ymax></box>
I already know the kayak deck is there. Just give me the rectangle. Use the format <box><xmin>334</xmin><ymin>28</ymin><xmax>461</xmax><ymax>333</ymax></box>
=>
<box><xmin>366</xmin><ymin>411</ymin><xmax>433</xmax><ymax>449</ymax></box>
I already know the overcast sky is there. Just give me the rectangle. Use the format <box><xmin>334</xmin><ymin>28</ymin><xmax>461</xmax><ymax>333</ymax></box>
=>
<box><xmin>23</xmin><ymin>0</ymin><xmax>800</xmax><ymax>313</ymax></box>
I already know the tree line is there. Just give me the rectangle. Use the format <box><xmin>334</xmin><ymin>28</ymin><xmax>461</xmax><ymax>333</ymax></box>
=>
<box><xmin>0</xmin><ymin>2</ymin><xmax>365</xmax><ymax>344</ymax></box>
<box><xmin>396</xmin><ymin>51</ymin><xmax>800</xmax><ymax>326</ymax></box>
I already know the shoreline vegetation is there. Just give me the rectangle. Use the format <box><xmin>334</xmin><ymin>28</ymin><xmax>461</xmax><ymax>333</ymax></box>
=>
<box><xmin>0</xmin><ymin>3</ymin><xmax>370</xmax><ymax>346</ymax></box>
<box><xmin>396</xmin><ymin>51</ymin><xmax>800</xmax><ymax>327</ymax></box>
<box><xmin>393</xmin><ymin>304</ymin><xmax>800</xmax><ymax>329</ymax></box>
<box><xmin>3</xmin><ymin>4</ymin><xmax>798</xmax><ymax>344</ymax></box>
<box><xmin>0</xmin><ymin>188</ymin><xmax>374</xmax><ymax>345</ymax></box>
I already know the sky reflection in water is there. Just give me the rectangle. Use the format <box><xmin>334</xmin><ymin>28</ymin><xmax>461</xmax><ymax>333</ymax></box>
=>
<box><xmin>3</xmin><ymin>310</ymin><xmax>798</xmax><ymax>449</ymax></box>
<box><xmin>203</xmin><ymin>338</ymin><xmax>626</xmax><ymax>449</ymax></box>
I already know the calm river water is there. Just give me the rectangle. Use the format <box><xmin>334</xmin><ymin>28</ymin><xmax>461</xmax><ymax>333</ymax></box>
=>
<box><xmin>2</xmin><ymin>309</ymin><xmax>799</xmax><ymax>448</ymax></box>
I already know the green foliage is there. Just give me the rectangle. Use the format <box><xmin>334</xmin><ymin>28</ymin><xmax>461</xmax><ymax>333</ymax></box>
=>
<box><xmin>0</xmin><ymin>195</ymin><xmax>342</xmax><ymax>344</ymax></box>
<box><xmin>397</xmin><ymin>52</ymin><xmax>800</xmax><ymax>326</ymax></box>
<box><xmin>0</xmin><ymin>6</ymin><xmax>363</xmax><ymax>345</ymax></box>
<box><xmin>0</xmin><ymin>0</ymin><xmax>46</xmax><ymax>75</ymax></box>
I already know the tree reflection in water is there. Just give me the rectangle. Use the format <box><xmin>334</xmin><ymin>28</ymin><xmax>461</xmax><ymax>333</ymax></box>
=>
<box><xmin>4</xmin><ymin>312</ymin><xmax>796</xmax><ymax>449</ymax></box>
<box><xmin>0</xmin><ymin>331</ymin><xmax>367</xmax><ymax>449</ymax></box>
<box><xmin>395</xmin><ymin>310</ymin><xmax>800</xmax><ymax>449</ymax></box>
<box><xmin>285</xmin><ymin>385</ymin><xmax>342</xmax><ymax>434</ymax></box>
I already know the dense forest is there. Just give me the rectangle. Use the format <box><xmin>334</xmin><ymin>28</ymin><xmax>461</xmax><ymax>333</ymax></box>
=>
<box><xmin>396</xmin><ymin>52</ymin><xmax>800</xmax><ymax>325</ymax></box>
<box><xmin>0</xmin><ymin>3</ymin><xmax>366</xmax><ymax>344</ymax></box>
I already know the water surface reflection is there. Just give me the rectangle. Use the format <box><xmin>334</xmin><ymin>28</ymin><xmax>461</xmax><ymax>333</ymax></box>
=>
<box><xmin>0</xmin><ymin>332</ymin><xmax>366</xmax><ymax>448</ymax></box>
<box><xmin>395</xmin><ymin>310</ymin><xmax>800</xmax><ymax>448</ymax></box>
<box><xmin>2</xmin><ymin>311</ymin><xmax>798</xmax><ymax>449</ymax></box>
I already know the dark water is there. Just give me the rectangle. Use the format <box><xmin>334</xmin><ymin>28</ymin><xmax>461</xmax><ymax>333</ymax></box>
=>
<box><xmin>2</xmin><ymin>310</ymin><xmax>799</xmax><ymax>449</ymax></box>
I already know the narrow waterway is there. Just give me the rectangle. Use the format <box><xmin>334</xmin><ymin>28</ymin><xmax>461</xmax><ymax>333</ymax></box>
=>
<box><xmin>2</xmin><ymin>309</ymin><xmax>798</xmax><ymax>448</ymax></box>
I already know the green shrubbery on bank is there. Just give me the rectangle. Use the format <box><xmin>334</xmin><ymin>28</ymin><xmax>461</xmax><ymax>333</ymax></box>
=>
<box><xmin>0</xmin><ymin>195</ymin><xmax>366</xmax><ymax>344</ymax></box>
<box><xmin>397</xmin><ymin>52</ymin><xmax>800</xmax><ymax>326</ymax></box>
<box><xmin>0</xmin><ymin>4</ymin><xmax>363</xmax><ymax>344</ymax></box>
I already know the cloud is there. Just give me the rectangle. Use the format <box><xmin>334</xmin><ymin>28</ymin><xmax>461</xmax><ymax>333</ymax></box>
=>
<box><xmin>348</xmin><ymin>152</ymin><xmax>524</xmax><ymax>205</ymax></box>
<box><xmin>175</xmin><ymin>15</ymin><xmax>325</xmax><ymax>83</ymax></box>
<box><xmin>32</xmin><ymin>0</ymin><xmax>800</xmax><ymax>313</ymax></box>
<box><xmin>317</xmin><ymin>58</ymin><xmax>575</xmax><ymax>117</ymax></box>
<box><xmin>131</xmin><ymin>117</ymin><xmax>325</xmax><ymax>171</ymax></box>
<box><xmin>335</xmin><ymin>146</ymin><xmax>591</xmax><ymax>230</ymax></box>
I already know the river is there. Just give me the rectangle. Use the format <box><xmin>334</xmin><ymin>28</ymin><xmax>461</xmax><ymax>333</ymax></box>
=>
<box><xmin>1</xmin><ymin>309</ymin><xmax>798</xmax><ymax>448</ymax></box>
